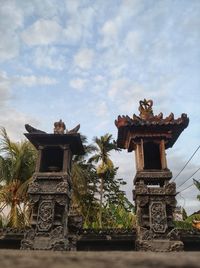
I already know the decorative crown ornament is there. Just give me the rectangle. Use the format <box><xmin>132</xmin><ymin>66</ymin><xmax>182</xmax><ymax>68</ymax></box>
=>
<box><xmin>54</xmin><ymin>119</ymin><xmax>66</xmax><ymax>134</ymax></box>
<box><xmin>138</xmin><ymin>99</ymin><xmax>154</xmax><ymax>120</ymax></box>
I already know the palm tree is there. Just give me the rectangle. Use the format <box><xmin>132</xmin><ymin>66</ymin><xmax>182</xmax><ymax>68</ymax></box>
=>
<box><xmin>89</xmin><ymin>133</ymin><xmax>120</xmax><ymax>228</ymax></box>
<box><xmin>71</xmin><ymin>134</ymin><xmax>98</xmax><ymax>224</ymax></box>
<box><xmin>0</xmin><ymin>127</ymin><xmax>37</xmax><ymax>228</ymax></box>
<box><xmin>194</xmin><ymin>179</ymin><xmax>200</xmax><ymax>201</ymax></box>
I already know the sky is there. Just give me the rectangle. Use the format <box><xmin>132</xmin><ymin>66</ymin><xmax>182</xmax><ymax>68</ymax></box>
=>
<box><xmin>0</xmin><ymin>0</ymin><xmax>200</xmax><ymax>214</ymax></box>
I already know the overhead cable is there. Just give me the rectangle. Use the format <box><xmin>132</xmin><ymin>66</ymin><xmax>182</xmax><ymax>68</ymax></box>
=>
<box><xmin>177</xmin><ymin>167</ymin><xmax>200</xmax><ymax>190</ymax></box>
<box><xmin>177</xmin><ymin>179</ymin><xmax>200</xmax><ymax>194</ymax></box>
<box><xmin>172</xmin><ymin>145</ymin><xmax>200</xmax><ymax>182</ymax></box>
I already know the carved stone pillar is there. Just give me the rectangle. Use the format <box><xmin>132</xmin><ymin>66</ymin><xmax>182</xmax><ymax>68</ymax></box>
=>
<box><xmin>115</xmin><ymin>99</ymin><xmax>189</xmax><ymax>251</ymax></box>
<box><xmin>21</xmin><ymin>121</ymin><xmax>84</xmax><ymax>250</ymax></box>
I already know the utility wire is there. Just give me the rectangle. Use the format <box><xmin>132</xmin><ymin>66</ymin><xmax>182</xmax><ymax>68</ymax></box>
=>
<box><xmin>177</xmin><ymin>179</ymin><xmax>200</xmax><ymax>194</ymax></box>
<box><xmin>177</xmin><ymin>167</ymin><xmax>200</xmax><ymax>190</ymax></box>
<box><xmin>172</xmin><ymin>145</ymin><xmax>200</xmax><ymax>182</ymax></box>
<box><xmin>177</xmin><ymin>192</ymin><xmax>186</xmax><ymax>209</ymax></box>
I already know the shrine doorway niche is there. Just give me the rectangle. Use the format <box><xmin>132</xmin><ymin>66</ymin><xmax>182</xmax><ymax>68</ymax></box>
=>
<box><xmin>143</xmin><ymin>142</ymin><xmax>161</xmax><ymax>170</ymax></box>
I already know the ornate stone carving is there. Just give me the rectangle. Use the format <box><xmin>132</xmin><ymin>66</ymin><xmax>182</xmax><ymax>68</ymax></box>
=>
<box><xmin>135</xmin><ymin>182</ymin><xmax>148</xmax><ymax>194</ymax></box>
<box><xmin>55</xmin><ymin>195</ymin><xmax>69</xmax><ymax>206</ymax></box>
<box><xmin>50</xmin><ymin>226</ymin><xmax>68</xmax><ymax>251</ymax></box>
<box><xmin>28</xmin><ymin>181</ymin><xmax>41</xmax><ymax>193</ymax></box>
<box><xmin>150</xmin><ymin>202</ymin><xmax>167</xmax><ymax>233</ymax></box>
<box><xmin>165</xmin><ymin>196</ymin><xmax>177</xmax><ymax>207</ymax></box>
<box><xmin>54</xmin><ymin>120</ymin><xmax>66</xmax><ymax>134</ymax></box>
<box><xmin>136</xmin><ymin>196</ymin><xmax>149</xmax><ymax>207</ymax></box>
<box><xmin>20</xmin><ymin>228</ymin><xmax>35</xmax><ymax>250</ymax></box>
<box><xmin>165</xmin><ymin>182</ymin><xmax>176</xmax><ymax>195</ymax></box>
<box><xmin>37</xmin><ymin>201</ymin><xmax>54</xmax><ymax>231</ymax></box>
<box><xmin>139</xmin><ymin>99</ymin><xmax>154</xmax><ymax>120</ymax></box>
<box><xmin>134</xmin><ymin>170</ymin><xmax>172</xmax><ymax>180</ymax></box>
<box><xmin>56</xmin><ymin>181</ymin><xmax>68</xmax><ymax>193</ymax></box>
<box><xmin>29</xmin><ymin>195</ymin><xmax>40</xmax><ymax>204</ymax></box>
<box><xmin>135</xmin><ymin>240</ymin><xmax>152</xmax><ymax>251</ymax></box>
<box><xmin>148</xmin><ymin>188</ymin><xmax>165</xmax><ymax>195</ymax></box>
<box><xmin>167</xmin><ymin>228</ymin><xmax>180</xmax><ymax>241</ymax></box>
<box><xmin>169</xmin><ymin>241</ymin><xmax>184</xmax><ymax>252</ymax></box>
<box><xmin>36</xmin><ymin>176</ymin><xmax>64</xmax><ymax>180</ymax></box>
<box><xmin>115</xmin><ymin>100</ymin><xmax>188</xmax><ymax>251</ymax></box>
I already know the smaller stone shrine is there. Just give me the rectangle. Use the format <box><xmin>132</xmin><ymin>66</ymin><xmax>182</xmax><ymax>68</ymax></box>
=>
<box><xmin>21</xmin><ymin>120</ymin><xmax>84</xmax><ymax>250</ymax></box>
<box><xmin>115</xmin><ymin>99</ymin><xmax>189</xmax><ymax>251</ymax></box>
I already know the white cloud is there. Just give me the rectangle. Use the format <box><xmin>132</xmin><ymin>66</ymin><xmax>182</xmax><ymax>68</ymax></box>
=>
<box><xmin>94</xmin><ymin>75</ymin><xmax>104</xmax><ymax>82</ymax></box>
<box><xmin>30</xmin><ymin>0</ymin><xmax>64</xmax><ymax>18</ymax></box>
<box><xmin>15</xmin><ymin>75</ymin><xmax>57</xmax><ymax>87</ymax></box>
<box><xmin>96</xmin><ymin>101</ymin><xmax>109</xmax><ymax>117</ymax></box>
<box><xmin>100</xmin><ymin>18</ymin><xmax>121</xmax><ymax>48</ymax></box>
<box><xmin>34</xmin><ymin>47</ymin><xmax>66</xmax><ymax>70</ymax></box>
<box><xmin>99</xmin><ymin>1</ymin><xmax>141</xmax><ymax>48</ymax></box>
<box><xmin>0</xmin><ymin>1</ymin><xmax>23</xmax><ymax>61</ymax></box>
<box><xmin>65</xmin><ymin>0</ymin><xmax>80</xmax><ymax>14</ymax></box>
<box><xmin>69</xmin><ymin>78</ymin><xmax>86</xmax><ymax>91</ymax></box>
<box><xmin>63</xmin><ymin>24</ymin><xmax>82</xmax><ymax>44</ymax></box>
<box><xmin>102</xmin><ymin>20</ymin><xmax>118</xmax><ymax>38</ymax></box>
<box><xmin>73</xmin><ymin>48</ymin><xmax>94</xmax><ymax>70</ymax></box>
<box><xmin>0</xmin><ymin>106</ymin><xmax>39</xmax><ymax>141</ymax></box>
<box><xmin>0</xmin><ymin>71</ymin><xmax>12</xmax><ymax>104</ymax></box>
<box><xmin>108</xmin><ymin>78</ymin><xmax>130</xmax><ymax>99</ymax></box>
<box><xmin>124</xmin><ymin>31</ymin><xmax>141</xmax><ymax>55</ymax></box>
<box><xmin>0</xmin><ymin>71</ymin><xmax>57</xmax><ymax>93</ymax></box>
<box><xmin>63</xmin><ymin>1</ymin><xmax>95</xmax><ymax>44</ymax></box>
<box><xmin>22</xmin><ymin>19</ymin><xmax>63</xmax><ymax>46</ymax></box>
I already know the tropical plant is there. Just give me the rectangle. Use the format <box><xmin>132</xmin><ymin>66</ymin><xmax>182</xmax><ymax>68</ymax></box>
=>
<box><xmin>193</xmin><ymin>179</ymin><xmax>200</xmax><ymax>201</ymax></box>
<box><xmin>0</xmin><ymin>127</ymin><xmax>37</xmax><ymax>228</ymax></box>
<box><xmin>71</xmin><ymin>134</ymin><xmax>99</xmax><ymax>225</ymax></box>
<box><xmin>88</xmin><ymin>133</ymin><xmax>120</xmax><ymax>227</ymax></box>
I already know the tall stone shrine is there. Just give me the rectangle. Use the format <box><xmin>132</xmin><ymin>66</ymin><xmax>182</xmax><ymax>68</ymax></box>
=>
<box><xmin>115</xmin><ymin>99</ymin><xmax>189</xmax><ymax>251</ymax></box>
<box><xmin>21</xmin><ymin>120</ymin><xmax>84</xmax><ymax>250</ymax></box>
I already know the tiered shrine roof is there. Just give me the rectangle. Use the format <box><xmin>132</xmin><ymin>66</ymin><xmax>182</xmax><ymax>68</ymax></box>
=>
<box><xmin>115</xmin><ymin>99</ymin><xmax>189</xmax><ymax>150</ymax></box>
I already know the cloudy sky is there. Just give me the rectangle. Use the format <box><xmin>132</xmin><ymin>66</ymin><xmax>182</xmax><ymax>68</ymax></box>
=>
<box><xmin>0</xmin><ymin>0</ymin><xmax>200</xmax><ymax>214</ymax></box>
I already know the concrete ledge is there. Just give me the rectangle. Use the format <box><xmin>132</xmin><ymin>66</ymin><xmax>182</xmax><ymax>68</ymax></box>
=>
<box><xmin>0</xmin><ymin>250</ymin><xmax>200</xmax><ymax>268</ymax></box>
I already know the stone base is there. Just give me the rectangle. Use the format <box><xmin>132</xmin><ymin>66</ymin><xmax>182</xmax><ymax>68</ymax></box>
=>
<box><xmin>136</xmin><ymin>239</ymin><xmax>184</xmax><ymax>252</ymax></box>
<box><xmin>21</xmin><ymin>227</ymin><xmax>69</xmax><ymax>251</ymax></box>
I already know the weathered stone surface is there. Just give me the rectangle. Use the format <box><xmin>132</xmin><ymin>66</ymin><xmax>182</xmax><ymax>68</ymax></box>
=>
<box><xmin>0</xmin><ymin>250</ymin><xmax>200</xmax><ymax>268</ymax></box>
<box><xmin>115</xmin><ymin>100</ymin><xmax>189</xmax><ymax>251</ymax></box>
<box><xmin>21</xmin><ymin>122</ymin><xmax>84</xmax><ymax>251</ymax></box>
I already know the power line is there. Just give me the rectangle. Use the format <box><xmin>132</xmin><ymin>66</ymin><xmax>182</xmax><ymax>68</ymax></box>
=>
<box><xmin>172</xmin><ymin>145</ymin><xmax>200</xmax><ymax>182</ymax></box>
<box><xmin>177</xmin><ymin>167</ymin><xmax>200</xmax><ymax>190</ymax></box>
<box><xmin>177</xmin><ymin>179</ymin><xmax>200</xmax><ymax>194</ymax></box>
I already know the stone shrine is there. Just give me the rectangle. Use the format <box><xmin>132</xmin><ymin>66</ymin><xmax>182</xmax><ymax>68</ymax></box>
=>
<box><xmin>21</xmin><ymin>120</ymin><xmax>84</xmax><ymax>250</ymax></box>
<box><xmin>115</xmin><ymin>99</ymin><xmax>189</xmax><ymax>251</ymax></box>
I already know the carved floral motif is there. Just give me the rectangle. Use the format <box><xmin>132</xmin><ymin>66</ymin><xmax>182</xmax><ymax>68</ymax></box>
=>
<box><xmin>28</xmin><ymin>181</ymin><xmax>40</xmax><ymax>193</ymax></box>
<box><xmin>56</xmin><ymin>182</ymin><xmax>68</xmax><ymax>193</ymax></box>
<box><xmin>165</xmin><ymin>182</ymin><xmax>176</xmax><ymax>195</ymax></box>
<box><xmin>37</xmin><ymin>201</ymin><xmax>54</xmax><ymax>231</ymax></box>
<box><xmin>135</xmin><ymin>182</ymin><xmax>148</xmax><ymax>195</ymax></box>
<box><xmin>150</xmin><ymin>202</ymin><xmax>167</xmax><ymax>233</ymax></box>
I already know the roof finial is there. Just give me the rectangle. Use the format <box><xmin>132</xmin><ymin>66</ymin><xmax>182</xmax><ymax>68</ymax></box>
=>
<box><xmin>139</xmin><ymin>99</ymin><xmax>154</xmax><ymax>120</ymax></box>
<box><xmin>54</xmin><ymin>119</ymin><xmax>66</xmax><ymax>134</ymax></box>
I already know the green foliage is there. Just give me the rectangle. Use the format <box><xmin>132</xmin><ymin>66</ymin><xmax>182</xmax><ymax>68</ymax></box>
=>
<box><xmin>174</xmin><ymin>213</ymin><xmax>200</xmax><ymax>230</ymax></box>
<box><xmin>0</xmin><ymin>128</ymin><xmax>135</xmax><ymax>229</ymax></box>
<box><xmin>193</xmin><ymin>179</ymin><xmax>200</xmax><ymax>201</ymax></box>
<box><xmin>182</xmin><ymin>208</ymin><xmax>188</xmax><ymax>221</ymax></box>
<box><xmin>185</xmin><ymin>213</ymin><xmax>200</xmax><ymax>223</ymax></box>
<box><xmin>101</xmin><ymin>205</ymin><xmax>136</xmax><ymax>228</ymax></box>
<box><xmin>174</xmin><ymin>220</ymin><xmax>192</xmax><ymax>229</ymax></box>
<box><xmin>0</xmin><ymin>127</ymin><xmax>37</xmax><ymax>228</ymax></box>
<box><xmin>72</xmin><ymin>133</ymin><xmax>135</xmax><ymax>229</ymax></box>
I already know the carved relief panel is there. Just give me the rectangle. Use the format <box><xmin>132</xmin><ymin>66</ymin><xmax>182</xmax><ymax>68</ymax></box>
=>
<box><xmin>37</xmin><ymin>200</ymin><xmax>55</xmax><ymax>231</ymax></box>
<box><xmin>150</xmin><ymin>201</ymin><xmax>167</xmax><ymax>233</ymax></box>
